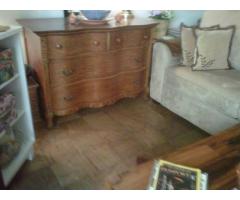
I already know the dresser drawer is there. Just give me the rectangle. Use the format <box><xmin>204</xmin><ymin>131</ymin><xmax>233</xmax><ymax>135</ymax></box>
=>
<box><xmin>48</xmin><ymin>48</ymin><xmax>147</xmax><ymax>87</ymax></box>
<box><xmin>52</xmin><ymin>69</ymin><xmax>146</xmax><ymax>113</ymax></box>
<box><xmin>47</xmin><ymin>32</ymin><xmax>107</xmax><ymax>58</ymax></box>
<box><xmin>110</xmin><ymin>28</ymin><xmax>150</xmax><ymax>50</ymax></box>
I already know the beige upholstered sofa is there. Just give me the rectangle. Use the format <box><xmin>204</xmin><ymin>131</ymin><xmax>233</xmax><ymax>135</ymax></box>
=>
<box><xmin>150</xmin><ymin>11</ymin><xmax>240</xmax><ymax>134</ymax></box>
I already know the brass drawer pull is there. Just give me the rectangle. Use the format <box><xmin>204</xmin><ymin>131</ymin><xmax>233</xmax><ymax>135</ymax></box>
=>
<box><xmin>116</xmin><ymin>38</ymin><xmax>121</xmax><ymax>43</ymax></box>
<box><xmin>56</xmin><ymin>43</ymin><xmax>63</xmax><ymax>49</ymax></box>
<box><xmin>133</xmin><ymin>80</ymin><xmax>141</xmax><ymax>85</ymax></box>
<box><xmin>143</xmin><ymin>35</ymin><xmax>149</xmax><ymax>40</ymax></box>
<box><xmin>93</xmin><ymin>41</ymin><xmax>100</xmax><ymax>46</ymax></box>
<box><xmin>135</xmin><ymin>58</ymin><xmax>143</xmax><ymax>63</ymax></box>
<box><xmin>62</xmin><ymin>68</ymin><xmax>73</xmax><ymax>76</ymax></box>
<box><xmin>64</xmin><ymin>96</ymin><xmax>74</xmax><ymax>101</ymax></box>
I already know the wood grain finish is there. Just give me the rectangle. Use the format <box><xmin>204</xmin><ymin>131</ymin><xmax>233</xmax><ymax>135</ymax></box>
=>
<box><xmin>48</xmin><ymin>32</ymin><xmax>107</xmax><ymax>59</ymax></box>
<box><xmin>110</xmin><ymin>124</ymin><xmax>240</xmax><ymax>190</ymax></box>
<box><xmin>24</xmin><ymin>29</ymin><xmax>54</xmax><ymax>127</ymax></box>
<box><xmin>52</xmin><ymin>69</ymin><xmax>146</xmax><ymax>115</ymax></box>
<box><xmin>49</xmin><ymin>48</ymin><xmax>146</xmax><ymax>87</ymax></box>
<box><xmin>19</xmin><ymin>18</ymin><xmax>157</xmax><ymax>127</ymax></box>
<box><xmin>110</xmin><ymin>29</ymin><xmax>150</xmax><ymax>50</ymax></box>
<box><xmin>8</xmin><ymin>98</ymin><xmax>208</xmax><ymax>189</ymax></box>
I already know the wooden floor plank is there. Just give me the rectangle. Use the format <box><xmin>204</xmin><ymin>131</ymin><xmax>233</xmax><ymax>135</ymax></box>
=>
<box><xmin>111</xmin><ymin>124</ymin><xmax>240</xmax><ymax>190</ymax></box>
<box><xmin>8</xmin><ymin>97</ymin><xmax>209</xmax><ymax>189</ymax></box>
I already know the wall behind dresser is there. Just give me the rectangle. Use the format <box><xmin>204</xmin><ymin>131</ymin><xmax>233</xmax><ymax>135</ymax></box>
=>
<box><xmin>0</xmin><ymin>10</ymin><xmax>203</xmax><ymax>28</ymax></box>
<box><xmin>0</xmin><ymin>10</ymin><xmax>203</xmax><ymax>63</ymax></box>
<box><xmin>0</xmin><ymin>10</ymin><xmax>64</xmax><ymax>62</ymax></box>
<box><xmin>0</xmin><ymin>10</ymin><xmax>64</xmax><ymax>25</ymax></box>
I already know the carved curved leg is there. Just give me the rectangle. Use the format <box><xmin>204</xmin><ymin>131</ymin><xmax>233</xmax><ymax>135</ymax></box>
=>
<box><xmin>143</xmin><ymin>87</ymin><xmax>150</xmax><ymax>99</ymax></box>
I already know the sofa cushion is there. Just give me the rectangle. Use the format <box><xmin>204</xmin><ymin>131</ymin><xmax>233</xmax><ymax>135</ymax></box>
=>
<box><xmin>180</xmin><ymin>23</ymin><xmax>196</xmax><ymax>66</ymax></box>
<box><xmin>165</xmin><ymin>66</ymin><xmax>240</xmax><ymax>119</ymax></box>
<box><xmin>192</xmin><ymin>26</ymin><xmax>235</xmax><ymax>70</ymax></box>
<box><xmin>201</xmin><ymin>11</ymin><xmax>240</xmax><ymax>70</ymax></box>
<box><xmin>180</xmin><ymin>23</ymin><xmax>219</xmax><ymax>67</ymax></box>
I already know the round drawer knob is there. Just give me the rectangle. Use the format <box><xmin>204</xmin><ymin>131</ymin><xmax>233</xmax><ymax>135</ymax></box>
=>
<box><xmin>93</xmin><ymin>41</ymin><xmax>100</xmax><ymax>46</ymax></box>
<box><xmin>56</xmin><ymin>43</ymin><xmax>63</xmax><ymax>49</ymax></box>
<box><xmin>64</xmin><ymin>96</ymin><xmax>74</xmax><ymax>101</ymax></box>
<box><xmin>116</xmin><ymin>38</ymin><xmax>121</xmax><ymax>43</ymax></box>
<box><xmin>143</xmin><ymin>35</ymin><xmax>149</xmax><ymax>40</ymax></box>
<box><xmin>135</xmin><ymin>58</ymin><xmax>142</xmax><ymax>63</ymax></box>
<box><xmin>62</xmin><ymin>68</ymin><xmax>73</xmax><ymax>76</ymax></box>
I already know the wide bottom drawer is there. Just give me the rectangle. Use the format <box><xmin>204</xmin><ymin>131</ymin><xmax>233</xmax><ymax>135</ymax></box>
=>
<box><xmin>52</xmin><ymin>69</ymin><xmax>146</xmax><ymax>115</ymax></box>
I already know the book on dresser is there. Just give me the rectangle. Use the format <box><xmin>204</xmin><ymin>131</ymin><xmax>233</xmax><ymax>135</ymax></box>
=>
<box><xmin>148</xmin><ymin>160</ymin><xmax>208</xmax><ymax>190</ymax></box>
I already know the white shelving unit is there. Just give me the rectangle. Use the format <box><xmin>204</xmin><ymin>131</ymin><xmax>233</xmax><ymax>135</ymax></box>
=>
<box><xmin>0</xmin><ymin>109</ymin><xmax>25</xmax><ymax>139</ymax></box>
<box><xmin>0</xmin><ymin>26</ymin><xmax>35</xmax><ymax>187</ymax></box>
<box><xmin>0</xmin><ymin>74</ymin><xmax>19</xmax><ymax>90</ymax></box>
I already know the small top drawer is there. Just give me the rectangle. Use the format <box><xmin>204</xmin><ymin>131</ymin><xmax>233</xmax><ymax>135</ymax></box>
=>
<box><xmin>47</xmin><ymin>32</ymin><xmax>107</xmax><ymax>58</ymax></box>
<box><xmin>110</xmin><ymin>28</ymin><xmax>150</xmax><ymax>50</ymax></box>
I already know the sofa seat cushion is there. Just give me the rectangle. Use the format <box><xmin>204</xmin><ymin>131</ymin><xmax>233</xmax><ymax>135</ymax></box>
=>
<box><xmin>165</xmin><ymin>66</ymin><xmax>240</xmax><ymax>119</ymax></box>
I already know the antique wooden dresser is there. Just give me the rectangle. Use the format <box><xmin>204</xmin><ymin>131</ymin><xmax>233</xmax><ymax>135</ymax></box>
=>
<box><xmin>18</xmin><ymin>18</ymin><xmax>157</xmax><ymax>127</ymax></box>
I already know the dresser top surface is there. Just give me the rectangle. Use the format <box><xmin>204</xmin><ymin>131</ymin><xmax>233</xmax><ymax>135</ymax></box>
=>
<box><xmin>18</xmin><ymin>18</ymin><xmax>158</xmax><ymax>34</ymax></box>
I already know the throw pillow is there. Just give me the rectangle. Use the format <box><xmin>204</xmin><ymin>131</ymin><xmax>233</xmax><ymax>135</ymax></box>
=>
<box><xmin>180</xmin><ymin>23</ymin><xmax>219</xmax><ymax>66</ymax></box>
<box><xmin>192</xmin><ymin>26</ymin><xmax>235</xmax><ymax>71</ymax></box>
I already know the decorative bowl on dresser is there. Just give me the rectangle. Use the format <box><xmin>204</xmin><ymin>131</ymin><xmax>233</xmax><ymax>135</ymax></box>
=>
<box><xmin>18</xmin><ymin>18</ymin><xmax>158</xmax><ymax>127</ymax></box>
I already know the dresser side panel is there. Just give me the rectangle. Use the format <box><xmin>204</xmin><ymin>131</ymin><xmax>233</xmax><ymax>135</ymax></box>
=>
<box><xmin>24</xmin><ymin>28</ymin><xmax>53</xmax><ymax>126</ymax></box>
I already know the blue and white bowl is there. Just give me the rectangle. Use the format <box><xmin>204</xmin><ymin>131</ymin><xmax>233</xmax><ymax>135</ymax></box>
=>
<box><xmin>80</xmin><ymin>10</ymin><xmax>111</xmax><ymax>20</ymax></box>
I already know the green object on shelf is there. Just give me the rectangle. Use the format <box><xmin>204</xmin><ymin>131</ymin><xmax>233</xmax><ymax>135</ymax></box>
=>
<box><xmin>0</xmin><ymin>49</ymin><xmax>14</xmax><ymax>85</ymax></box>
<box><xmin>0</xmin><ymin>61</ymin><xmax>14</xmax><ymax>85</ymax></box>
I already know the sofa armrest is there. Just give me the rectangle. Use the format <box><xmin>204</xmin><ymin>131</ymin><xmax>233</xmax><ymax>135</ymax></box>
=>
<box><xmin>154</xmin><ymin>38</ymin><xmax>181</xmax><ymax>56</ymax></box>
<box><xmin>151</xmin><ymin>41</ymin><xmax>181</xmax><ymax>74</ymax></box>
<box><xmin>150</xmin><ymin>41</ymin><xmax>181</xmax><ymax>101</ymax></box>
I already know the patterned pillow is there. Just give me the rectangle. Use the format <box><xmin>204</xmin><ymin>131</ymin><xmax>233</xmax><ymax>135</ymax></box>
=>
<box><xmin>192</xmin><ymin>26</ymin><xmax>235</xmax><ymax>71</ymax></box>
<box><xmin>180</xmin><ymin>23</ymin><xmax>219</xmax><ymax>66</ymax></box>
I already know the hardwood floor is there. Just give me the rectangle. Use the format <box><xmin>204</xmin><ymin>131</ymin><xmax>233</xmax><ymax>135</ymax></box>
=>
<box><xmin>8</xmin><ymin>97</ymin><xmax>209</xmax><ymax>189</ymax></box>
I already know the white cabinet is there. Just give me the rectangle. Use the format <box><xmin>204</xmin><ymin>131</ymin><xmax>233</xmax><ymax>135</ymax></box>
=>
<box><xmin>0</xmin><ymin>26</ymin><xmax>35</xmax><ymax>187</ymax></box>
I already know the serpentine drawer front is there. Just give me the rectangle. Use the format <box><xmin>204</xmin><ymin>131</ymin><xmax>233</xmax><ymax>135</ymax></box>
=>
<box><xmin>110</xmin><ymin>29</ymin><xmax>151</xmax><ymax>50</ymax></box>
<box><xmin>52</xmin><ymin>69</ymin><xmax>146</xmax><ymax>115</ymax></box>
<box><xmin>19</xmin><ymin>18</ymin><xmax>157</xmax><ymax>127</ymax></box>
<box><xmin>48</xmin><ymin>48</ymin><xmax>146</xmax><ymax>87</ymax></box>
<box><xmin>47</xmin><ymin>32</ymin><xmax>107</xmax><ymax>58</ymax></box>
